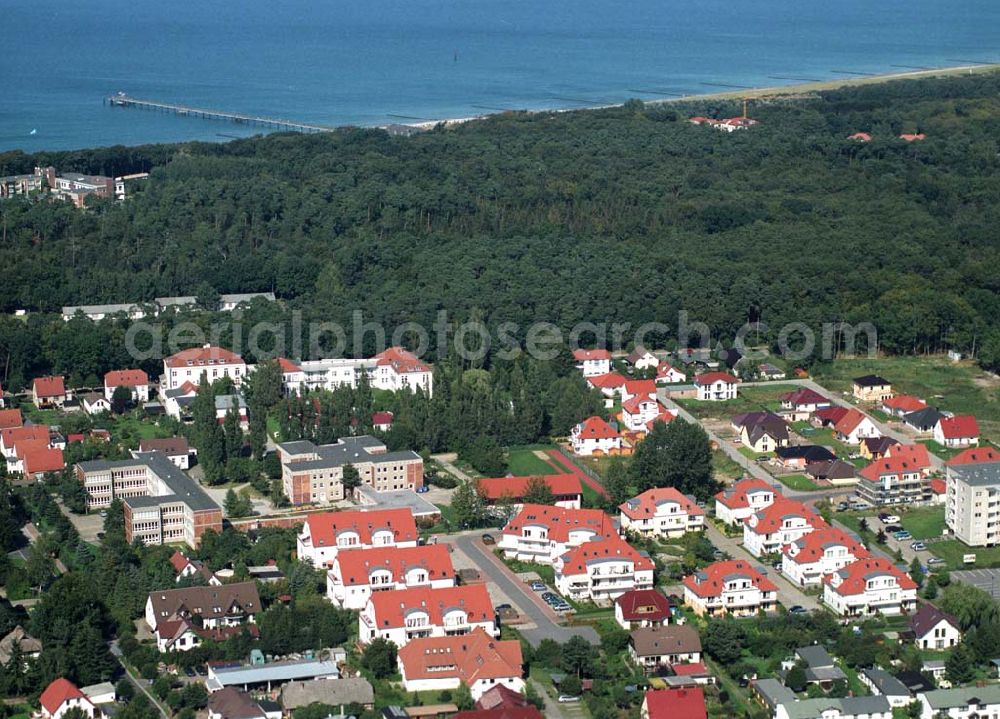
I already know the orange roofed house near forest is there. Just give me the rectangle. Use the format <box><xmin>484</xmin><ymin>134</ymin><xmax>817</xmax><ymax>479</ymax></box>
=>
<box><xmin>162</xmin><ymin>345</ymin><xmax>247</xmax><ymax>390</ymax></box>
<box><xmin>476</xmin><ymin>474</ymin><xmax>583</xmax><ymax>509</ymax></box>
<box><xmin>570</xmin><ymin>416</ymin><xmax>624</xmax><ymax>456</ymax></box>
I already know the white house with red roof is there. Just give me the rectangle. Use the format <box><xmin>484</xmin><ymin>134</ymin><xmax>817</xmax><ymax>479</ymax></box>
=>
<box><xmin>32</xmin><ymin>376</ymin><xmax>69</xmax><ymax>409</ymax></box>
<box><xmin>0</xmin><ymin>408</ymin><xmax>21</xmax><ymax>430</ymax></box>
<box><xmin>693</xmin><ymin>372</ymin><xmax>738</xmax><ymax>401</ymax></box>
<box><xmin>169</xmin><ymin>550</ymin><xmax>221</xmax><ymax>585</ymax></box>
<box><xmin>621</xmin><ymin>397</ymin><xmax>675</xmax><ymax>433</ymax></box>
<box><xmin>570</xmin><ymin>416</ymin><xmax>623</xmax><ymax>456</ymax></box>
<box><xmin>499</xmin><ymin>504</ymin><xmax>618</xmax><ymax>564</ymax></box>
<box><xmin>573</xmin><ymin>348</ymin><xmax>612</xmax><ymax>377</ymax></box>
<box><xmin>881</xmin><ymin>394</ymin><xmax>927</xmax><ymax>417</ymax></box>
<box><xmin>656</xmin><ymin>363</ymin><xmax>686</xmax><ymax>385</ymax></box>
<box><xmin>163</xmin><ymin>345</ymin><xmax>247</xmax><ymax>390</ymax></box>
<box><xmin>833</xmin><ymin>408</ymin><xmax>881</xmax><ymax>445</ymax></box>
<box><xmin>371</xmin><ymin>347</ymin><xmax>433</xmax><ymax>395</ymax></box>
<box><xmin>587</xmin><ymin>372</ymin><xmax>627</xmax><ymax>400</ymax></box>
<box><xmin>621</xmin><ymin>379</ymin><xmax>657</xmax><ymax>404</ymax></box>
<box><xmin>372</xmin><ymin>411</ymin><xmax>394</xmax><ymax>432</ymax></box>
<box><xmin>743</xmin><ymin>498</ymin><xmax>825</xmax><ymax>557</ymax></box>
<box><xmin>397</xmin><ymin>628</ymin><xmax>524</xmax><ymax>701</ymax></box>
<box><xmin>326</xmin><ymin>544</ymin><xmax>456</xmax><ymax>609</ymax></box>
<box><xmin>780</xmin><ymin>388</ymin><xmax>831</xmax><ymax>414</ymax></box>
<box><xmin>476</xmin><ymin>474</ymin><xmax>583</xmax><ymax>509</ymax></box>
<box><xmin>781</xmin><ymin>527</ymin><xmax>870</xmax><ymax>587</ymax></box>
<box><xmin>857</xmin><ymin>452</ymin><xmax>929</xmax><ymax>507</ymax></box>
<box><xmin>682</xmin><ymin>560</ymin><xmax>777</xmax><ymax>617</ymax></box>
<box><xmin>40</xmin><ymin>678</ymin><xmax>100</xmax><ymax>719</ymax></box>
<box><xmin>104</xmin><ymin>369</ymin><xmax>150</xmax><ymax>403</ymax></box>
<box><xmin>934</xmin><ymin>415</ymin><xmax>980</xmax><ymax>448</ymax></box>
<box><xmin>1</xmin><ymin>425</ymin><xmax>50</xmax><ymax>460</ymax></box>
<box><xmin>619</xmin><ymin>487</ymin><xmax>705</xmax><ymax>539</ymax></box>
<box><xmin>358</xmin><ymin>584</ymin><xmax>497</xmax><ymax>647</ymax></box>
<box><xmin>296</xmin><ymin>508</ymin><xmax>419</xmax><ymax>568</ymax></box>
<box><xmin>614</xmin><ymin>588</ymin><xmax>673</xmax><ymax>630</ymax></box>
<box><xmin>823</xmin><ymin>557</ymin><xmax>917</xmax><ymax>617</ymax></box>
<box><xmin>642</xmin><ymin>687</ymin><xmax>707</xmax><ymax>719</ymax></box>
<box><xmin>713</xmin><ymin>478</ymin><xmax>777</xmax><ymax>527</ymax></box>
<box><xmin>554</xmin><ymin>534</ymin><xmax>655</xmax><ymax>603</ymax></box>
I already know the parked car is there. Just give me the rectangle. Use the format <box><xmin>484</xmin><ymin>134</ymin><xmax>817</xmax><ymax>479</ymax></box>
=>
<box><xmin>542</xmin><ymin>592</ymin><xmax>559</xmax><ymax>603</ymax></box>
<box><xmin>927</xmin><ymin>557</ymin><xmax>946</xmax><ymax>565</ymax></box>
<box><xmin>415</xmin><ymin>485</ymin><xmax>430</xmax><ymax>494</ymax></box>
<box><xmin>911</xmin><ymin>541</ymin><xmax>927</xmax><ymax>551</ymax></box>
<box><xmin>530</xmin><ymin>581</ymin><xmax>546</xmax><ymax>591</ymax></box>
<box><xmin>496</xmin><ymin>603</ymin><xmax>512</xmax><ymax>611</ymax></box>
<box><xmin>894</xmin><ymin>531</ymin><xmax>912</xmax><ymax>541</ymax></box>
<box><xmin>884</xmin><ymin>524</ymin><xmax>903</xmax><ymax>534</ymax></box>
<box><xmin>558</xmin><ymin>695</ymin><xmax>580</xmax><ymax>703</ymax></box>
<box><xmin>756</xmin><ymin>455</ymin><xmax>770</xmax><ymax>462</ymax></box>
<box><xmin>883</xmin><ymin>515</ymin><xmax>901</xmax><ymax>524</ymax></box>
<box><xmin>481</xmin><ymin>533</ymin><xmax>496</xmax><ymax>545</ymax></box>
<box><xmin>788</xmin><ymin>605</ymin><xmax>809</xmax><ymax>615</ymax></box>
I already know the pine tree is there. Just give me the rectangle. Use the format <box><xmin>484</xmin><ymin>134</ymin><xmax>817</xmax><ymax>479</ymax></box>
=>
<box><xmin>341</xmin><ymin>464</ymin><xmax>362</xmax><ymax>500</ymax></box>
<box><xmin>945</xmin><ymin>642</ymin><xmax>975</xmax><ymax>685</ymax></box>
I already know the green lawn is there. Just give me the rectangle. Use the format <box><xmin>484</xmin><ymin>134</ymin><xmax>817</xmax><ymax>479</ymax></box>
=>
<box><xmin>812</xmin><ymin>356</ymin><xmax>1000</xmax><ymax>440</ymax></box>
<box><xmin>929</xmin><ymin>540</ymin><xmax>1000</xmax><ymax>569</ymax></box>
<box><xmin>675</xmin><ymin>384</ymin><xmax>799</xmax><ymax>421</ymax></box>
<box><xmin>917</xmin><ymin>439</ymin><xmax>967</xmax><ymax>461</ymax></box>
<box><xmin>776</xmin><ymin>474</ymin><xmax>822</xmax><ymax>491</ymax></box>
<box><xmin>507</xmin><ymin>445</ymin><xmax>560</xmax><ymax>476</ymax></box>
<box><xmin>713</xmin><ymin>448</ymin><xmax>746</xmax><ymax>481</ymax></box>
<box><xmin>899</xmin><ymin>506</ymin><xmax>946</xmax><ymax>540</ymax></box>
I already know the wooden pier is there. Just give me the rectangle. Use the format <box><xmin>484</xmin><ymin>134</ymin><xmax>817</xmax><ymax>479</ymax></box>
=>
<box><xmin>105</xmin><ymin>93</ymin><xmax>336</xmax><ymax>133</ymax></box>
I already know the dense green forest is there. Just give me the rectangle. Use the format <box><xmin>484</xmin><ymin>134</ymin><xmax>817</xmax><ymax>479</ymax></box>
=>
<box><xmin>1</xmin><ymin>71</ymin><xmax>1000</xmax><ymax>389</ymax></box>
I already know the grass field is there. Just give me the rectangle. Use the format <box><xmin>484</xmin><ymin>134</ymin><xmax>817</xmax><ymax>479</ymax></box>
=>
<box><xmin>713</xmin><ymin>448</ymin><xmax>746</xmax><ymax>482</ymax></box>
<box><xmin>676</xmin><ymin>384</ymin><xmax>799</xmax><ymax>420</ymax></box>
<box><xmin>899</xmin><ymin>506</ymin><xmax>946</xmax><ymax>540</ymax></box>
<box><xmin>775</xmin><ymin>474</ymin><xmax>822</xmax><ymax>491</ymax></box>
<box><xmin>812</xmin><ymin>356</ymin><xmax>1000</xmax><ymax>440</ymax></box>
<box><xmin>917</xmin><ymin>439</ymin><xmax>967</xmax><ymax>461</ymax></box>
<box><xmin>507</xmin><ymin>445</ymin><xmax>560</xmax><ymax>476</ymax></box>
<box><xmin>929</xmin><ymin>540</ymin><xmax>1000</xmax><ymax>569</ymax></box>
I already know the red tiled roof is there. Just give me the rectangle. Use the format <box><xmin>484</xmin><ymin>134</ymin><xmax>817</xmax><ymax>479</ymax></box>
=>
<box><xmin>164</xmin><ymin>346</ymin><xmax>244</xmax><ymax>368</ymax></box>
<box><xmin>398</xmin><ymin>628</ymin><xmax>522</xmax><ymax>685</ymax></box>
<box><xmin>619</xmin><ymin>487</ymin><xmax>703</xmax><ymax>521</ymax></box>
<box><xmin>334</xmin><ymin>544</ymin><xmax>454</xmax><ymax>587</ymax></box>
<box><xmin>22</xmin><ymin>447</ymin><xmax>64</xmax><ymax>475</ymax></box>
<box><xmin>825</xmin><ymin>557</ymin><xmax>917</xmax><ymax>595</ymax></box>
<box><xmin>900</xmin><ymin>133</ymin><xmax>926</xmax><ymax>141</ymax></box>
<box><xmin>574</xmin><ymin>416</ymin><xmax>619</xmax><ymax>440</ymax></box>
<box><xmin>615</xmin><ymin>589</ymin><xmax>672</xmax><ymax>622</ymax></box>
<box><xmin>622</xmin><ymin>396</ymin><xmax>661</xmax><ymax>415</ymax></box>
<box><xmin>937</xmin><ymin>415</ymin><xmax>979</xmax><ymax>439</ymax></box>
<box><xmin>929</xmin><ymin>478</ymin><xmax>946</xmax><ymax>495</ymax></box>
<box><xmin>557</xmin><ymin>535</ymin><xmax>654</xmax><ymax>575</ymax></box>
<box><xmin>884</xmin><ymin>443</ymin><xmax>931</xmax><ymax>469</ymax></box>
<box><xmin>169</xmin><ymin>550</ymin><xmax>193</xmax><ymax>573</ymax></box>
<box><xmin>645</xmin><ymin>412</ymin><xmax>676</xmax><ymax>430</ymax></box>
<box><xmin>833</xmin><ymin>408</ymin><xmax>869</xmax><ymax>436</ymax></box>
<box><xmin>814</xmin><ymin>406</ymin><xmax>849</xmax><ymax>425</ymax></box>
<box><xmin>104</xmin><ymin>369</ymin><xmax>149</xmax><ymax>388</ymax></box>
<box><xmin>622</xmin><ymin>379</ymin><xmax>656</xmax><ymax>398</ymax></box>
<box><xmin>744</xmin><ymin>497</ymin><xmax>824</xmax><ymax>536</ymax></box>
<box><xmin>502</xmin><ymin>504</ymin><xmax>617</xmax><ymax>543</ymax></box>
<box><xmin>947</xmin><ymin>447</ymin><xmax>1000</xmax><ymax>466</ymax></box>
<box><xmin>694</xmin><ymin>372</ymin><xmax>737</xmax><ymax>386</ymax></box>
<box><xmin>456</xmin><ymin>709</ymin><xmax>542</xmax><ymax>719</ymax></box>
<box><xmin>671</xmin><ymin>662</ymin><xmax>709</xmax><ymax>676</ymax></box>
<box><xmin>883</xmin><ymin>395</ymin><xmax>927</xmax><ymax>413</ymax></box>
<box><xmin>1</xmin><ymin>425</ymin><xmax>48</xmax><ymax>451</ymax></box>
<box><xmin>573</xmin><ymin>348</ymin><xmax>611</xmax><ymax>361</ymax></box>
<box><xmin>683</xmin><ymin>560</ymin><xmax>777</xmax><ymax>598</ymax></box>
<box><xmin>477</xmin><ymin>474</ymin><xmax>582</xmax><ymax>501</ymax></box>
<box><xmin>368</xmin><ymin>584</ymin><xmax>494</xmax><ymax>628</ymax></box>
<box><xmin>276</xmin><ymin>357</ymin><xmax>301</xmax><ymax>373</ymax></box>
<box><xmin>139</xmin><ymin>437</ymin><xmax>190</xmax><ymax>456</ymax></box>
<box><xmin>784</xmin><ymin>527</ymin><xmax>869</xmax><ymax>565</ymax></box>
<box><xmin>40</xmin><ymin>678</ymin><xmax>88</xmax><ymax>716</ymax></box>
<box><xmin>303</xmin><ymin>508</ymin><xmax>418</xmax><ymax>549</ymax></box>
<box><xmin>859</xmin><ymin>451</ymin><xmax>930</xmax><ymax>483</ymax></box>
<box><xmin>32</xmin><ymin>376</ymin><xmax>65</xmax><ymax>398</ymax></box>
<box><xmin>374</xmin><ymin>346</ymin><xmax>431</xmax><ymax>373</ymax></box>
<box><xmin>588</xmin><ymin>372</ymin><xmax>627</xmax><ymax>390</ymax></box>
<box><xmin>474</xmin><ymin>685</ymin><xmax>529</xmax><ymax>711</ymax></box>
<box><xmin>781</xmin><ymin>388</ymin><xmax>827</xmax><ymax>406</ymax></box>
<box><xmin>644</xmin><ymin>687</ymin><xmax>707</xmax><ymax>719</ymax></box>
<box><xmin>0</xmin><ymin>409</ymin><xmax>22</xmax><ymax>430</ymax></box>
<box><xmin>848</xmin><ymin>132</ymin><xmax>872</xmax><ymax>142</ymax></box>
<box><xmin>372</xmin><ymin>411</ymin><xmax>394</xmax><ymax>426</ymax></box>
<box><xmin>656</xmin><ymin>363</ymin><xmax>684</xmax><ymax>379</ymax></box>
<box><xmin>713</xmin><ymin>478</ymin><xmax>775</xmax><ymax>510</ymax></box>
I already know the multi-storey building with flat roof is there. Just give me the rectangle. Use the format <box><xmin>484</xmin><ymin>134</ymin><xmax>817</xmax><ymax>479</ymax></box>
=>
<box><xmin>75</xmin><ymin>451</ymin><xmax>222</xmax><ymax>548</ymax></box>
<box><xmin>946</xmin><ymin>461</ymin><xmax>1000</xmax><ymax>547</ymax></box>
<box><xmin>277</xmin><ymin>435</ymin><xmax>422</xmax><ymax>505</ymax></box>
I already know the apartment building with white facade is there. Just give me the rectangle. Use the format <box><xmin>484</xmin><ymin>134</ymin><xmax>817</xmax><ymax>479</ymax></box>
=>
<box><xmin>683</xmin><ymin>560</ymin><xmax>777</xmax><ymax>617</ymax></box>
<box><xmin>499</xmin><ymin>504</ymin><xmax>618</xmax><ymax>564</ymax></box>
<box><xmin>823</xmin><ymin>558</ymin><xmax>918</xmax><ymax>617</ymax></box>
<box><xmin>946</xmin><ymin>461</ymin><xmax>1000</xmax><ymax>547</ymax></box>
<box><xmin>553</xmin><ymin>535</ymin><xmax>655</xmax><ymax>603</ymax></box>
<box><xmin>714</xmin><ymin>478</ymin><xmax>777</xmax><ymax>527</ymax></box>
<box><xmin>163</xmin><ymin>346</ymin><xmax>247</xmax><ymax>390</ymax></box>
<box><xmin>326</xmin><ymin>544</ymin><xmax>456</xmax><ymax>610</ymax></box>
<box><xmin>781</xmin><ymin>527</ymin><xmax>870</xmax><ymax>587</ymax></box>
<box><xmin>296</xmin><ymin>508</ymin><xmax>419</xmax><ymax>568</ymax></box>
<box><xmin>743</xmin><ymin>498</ymin><xmax>826</xmax><ymax>557</ymax></box>
<box><xmin>619</xmin><ymin>487</ymin><xmax>705</xmax><ymax>539</ymax></box>
<box><xmin>358</xmin><ymin>584</ymin><xmax>497</xmax><ymax>647</ymax></box>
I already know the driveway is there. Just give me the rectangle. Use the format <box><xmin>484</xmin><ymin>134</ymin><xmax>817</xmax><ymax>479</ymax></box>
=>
<box><xmin>449</xmin><ymin>533</ymin><xmax>600</xmax><ymax>646</ymax></box>
<box><xmin>703</xmin><ymin>521</ymin><xmax>821</xmax><ymax>612</ymax></box>
<box><xmin>431</xmin><ymin>453</ymin><xmax>472</xmax><ymax>482</ymax></box>
<box><xmin>56</xmin><ymin>502</ymin><xmax>105</xmax><ymax>543</ymax></box>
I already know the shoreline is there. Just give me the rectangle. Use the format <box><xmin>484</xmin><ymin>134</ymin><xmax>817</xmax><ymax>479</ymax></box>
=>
<box><xmin>399</xmin><ymin>63</ymin><xmax>1000</xmax><ymax>131</ymax></box>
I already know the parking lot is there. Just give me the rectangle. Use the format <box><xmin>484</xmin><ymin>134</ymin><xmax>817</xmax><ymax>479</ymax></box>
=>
<box><xmin>951</xmin><ymin>568</ymin><xmax>1000</xmax><ymax>600</ymax></box>
<box><xmin>58</xmin><ymin>501</ymin><xmax>106</xmax><ymax>542</ymax></box>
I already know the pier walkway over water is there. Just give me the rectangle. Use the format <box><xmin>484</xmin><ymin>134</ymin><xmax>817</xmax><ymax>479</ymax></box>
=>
<box><xmin>105</xmin><ymin>93</ymin><xmax>336</xmax><ymax>133</ymax></box>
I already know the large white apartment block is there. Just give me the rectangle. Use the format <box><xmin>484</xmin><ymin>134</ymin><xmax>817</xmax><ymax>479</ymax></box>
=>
<box><xmin>554</xmin><ymin>535</ymin><xmax>655</xmax><ymax>603</ymax></box>
<box><xmin>326</xmin><ymin>544</ymin><xmax>456</xmax><ymax>610</ymax></box>
<box><xmin>499</xmin><ymin>504</ymin><xmax>618</xmax><ymax>564</ymax></box>
<box><xmin>781</xmin><ymin>527</ymin><xmax>870</xmax><ymax>587</ymax></box>
<box><xmin>296</xmin><ymin>508</ymin><xmax>419</xmax><ymax>568</ymax></box>
<box><xmin>743</xmin><ymin>498</ymin><xmax>825</xmax><ymax>557</ymax></box>
<box><xmin>946</xmin><ymin>461</ymin><xmax>1000</xmax><ymax>547</ymax></box>
<box><xmin>277</xmin><ymin>435</ymin><xmax>423</xmax><ymax>505</ymax></box>
<box><xmin>279</xmin><ymin>347</ymin><xmax>433</xmax><ymax>397</ymax></box>
<box><xmin>683</xmin><ymin>560</ymin><xmax>777</xmax><ymax>617</ymax></box>
<box><xmin>714</xmin><ymin>478</ymin><xmax>777</xmax><ymax>527</ymax></box>
<box><xmin>619</xmin><ymin>487</ymin><xmax>705</xmax><ymax>539</ymax></box>
<box><xmin>823</xmin><ymin>558</ymin><xmax>918</xmax><ymax>617</ymax></box>
<box><xmin>358</xmin><ymin>584</ymin><xmax>497</xmax><ymax>647</ymax></box>
<box><xmin>163</xmin><ymin>346</ymin><xmax>247</xmax><ymax>390</ymax></box>
<box><xmin>573</xmin><ymin>349</ymin><xmax>612</xmax><ymax>377</ymax></box>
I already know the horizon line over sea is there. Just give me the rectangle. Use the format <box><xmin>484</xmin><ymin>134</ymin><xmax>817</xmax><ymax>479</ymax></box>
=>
<box><xmin>0</xmin><ymin>0</ymin><xmax>997</xmax><ymax>152</ymax></box>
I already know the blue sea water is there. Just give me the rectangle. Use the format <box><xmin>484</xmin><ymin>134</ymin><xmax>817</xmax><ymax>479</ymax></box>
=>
<box><xmin>0</xmin><ymin>0</ymin><xmax>996</xmax><ymax>151</ymax></box>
